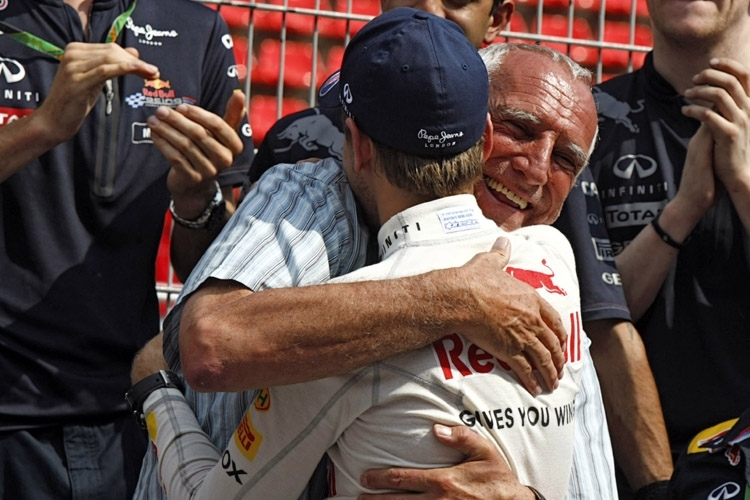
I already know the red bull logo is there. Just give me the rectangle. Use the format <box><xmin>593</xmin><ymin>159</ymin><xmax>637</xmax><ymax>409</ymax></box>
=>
<box><xmin>144</xmin><ymin>78</ymin><xmax>171</xmax><ymax>90</ymax></box>
<box><xmin>506</xmin><ymin>259</ymin><xmax>567</xmax><ymax>296</ymax></box>
<box><xmin>433</xmin><ymin>333</ymin><xmax>512</xmax><ymax>381</ymax></box>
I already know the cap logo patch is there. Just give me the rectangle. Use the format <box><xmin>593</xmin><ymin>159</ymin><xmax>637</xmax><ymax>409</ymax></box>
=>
<box><xmin>342</xmin><ymin>83</ymin><xmax>353</xmax><ymax>104</ymax></box>
<box><xmin>417</xmin><ymin>129</ymin><xmax>464</xmax><ymax>150</ymax></box>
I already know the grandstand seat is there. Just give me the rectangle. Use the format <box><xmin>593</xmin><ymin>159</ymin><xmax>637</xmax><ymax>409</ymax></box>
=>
<box><xmin>217</xmin><ymin>3</ymin><xmax>253</xmax><ymax>29</ymax></box>
<box><xmin>514</xmin><ymin>0</ymin><xmax>571</xmax><ymax>11</ymax></box>
<box><xmin>326</xmin><ymin>45</ymin><xmax>345</xmax><ymax>72</ymax></box>
<box><xmin>600</xmin><ymin>20</ymin><xmax>651</xmax><ymax>70</ymax></box>
<box><xmin>497</xmin><ymin>13</ymin><xmax>530</xmax><ymax>43</ymax></box>
<box><xmin>249</xmin><ymin>95</ymin><xmax>309</xmax><ymax>144</ymax></box>
<box><xmin>603</xmin><ymin>0</ymin><xmax>649</xmax><ymax>17</ymax></box>
<box><xmin>231</xmin><ymin>35</ymin><xmax>251</xmax><ymax>82</ymax></box>
<box><xmin>254</xmin><ymin>0</ymin><xmax>334</xmax><ymax>35</ymax></box>
<box><xmin>252</xmin><ymin>39</ymin><xmax>327</xmax><ymax>90</ymax></box>
<box><xmin>531</xmin><ymin>14</ymin><xmax>598</xmax><ymax>66</ymax></box>
<box><xmin>319</xmin><ymin>0</ymin><xmax>379</xmax><ymax>39</ymax></box>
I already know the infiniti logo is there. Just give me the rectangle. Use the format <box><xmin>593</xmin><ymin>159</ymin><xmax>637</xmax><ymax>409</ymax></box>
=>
<box><xmin>612</xmin><ymin>154</ymin><xmax>658</xmax><ymax>180</ymax></box>
<box><xmin>0</xmin><ymin>57</ymin><xmax>26</xmax><ymax>84</ymax></box>
<box><xmin>342</xmin><ymin>83</ymin><xmax>352</xmax><ymax>104</ymax></box>
<box><xmin>708</xmin><ymin>482</ymin><xmax>741</xmax><ymax>500</ymax></box>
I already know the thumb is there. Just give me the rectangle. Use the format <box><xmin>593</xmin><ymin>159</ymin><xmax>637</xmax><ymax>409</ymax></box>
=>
<box><xmin>491</xmin><ymin>236</ymin><xmax>511</xmax><ymax>266</ymax></box>
<box><xmin>432</xmin><ymin>424</ymin><xmax>494</xmax><ymax>461</ymax></box>
<box><xmin>224</xmin><ymin>89</ymin><xmax>247</xmax><ymax>130</ymax></box>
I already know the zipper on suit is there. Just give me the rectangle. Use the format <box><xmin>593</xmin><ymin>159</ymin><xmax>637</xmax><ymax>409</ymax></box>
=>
<box><xmin>93</xmin><ymin>78</ymin><xmax>120</xmax><ymax>199</ymax></box>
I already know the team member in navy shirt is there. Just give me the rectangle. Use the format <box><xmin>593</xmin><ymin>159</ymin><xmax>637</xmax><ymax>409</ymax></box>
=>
<box><xmin>0</xmin><ymin>0</ymin><xmax>253</xmax><ymax>498</ymax></box>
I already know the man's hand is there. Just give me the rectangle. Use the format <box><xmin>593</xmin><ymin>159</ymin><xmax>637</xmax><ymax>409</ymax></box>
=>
<box><xmin>35</xmin><ymin>43</ymin><xmax>159</xmax><ymax>145</ymax></box>
<box><xmin>150</xmin><ymin>90</ymin><xmax>247</xmax><ymax>219</ymax></box>
<box><xmin>359</xmin><ymin>424</ymin><xmax>534</xmax><ymax>500</ymax></box>
<box><xmin>683</xmin><ymin>57</ymin><xmax>750</xmax><ymax>191</ymax></box>
<box><xmin>131</xmin><ymin>332</ymin><xmax>168</xmax><ymax>385</ymax></box>
<box><xmin>670</xmin><ymin>123</ymin><xmax>719</xmax><ymax>223</ymax></box>
<box><xmin>459</xmin><ymin>237</ymin><xmax>566</xmax><ymax>395</ymax></box>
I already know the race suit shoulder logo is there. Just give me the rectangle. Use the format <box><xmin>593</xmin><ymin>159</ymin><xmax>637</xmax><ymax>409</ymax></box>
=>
<box><xmin>233</xmin><ymin>410</ymin><xmax>264</xmax><ymax>462</ymax></box>
<box><xmin>612</xmin><ymin>154</ymin><xmax>658</xmax><ymax>179</ymax></box>
<box><xmin>273</xmin><ymin>112</ymin><xmax>344</xmax><ymax>161</ymax></box>
<box><xmin>254</xmin><ymin>388</ymin><xmax>271</xmax><ymax>411</ymax></box>
<box><xmin>0</xmin><ymin>57</ymin><xmax>25</xmax><ymax>84</ymax></box>
<box><xmin>593</xmin><ymin>87</ymin><xmax>645</xmax><ymax>133</ymax></box>
<box><xmin>125</xmin><ymin>78</ymin><xmax>195</xmax><ymax>109</ymax></box>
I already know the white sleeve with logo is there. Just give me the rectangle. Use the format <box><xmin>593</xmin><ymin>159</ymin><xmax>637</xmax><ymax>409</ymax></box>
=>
<box><xmin>145</xmin><ymin>372</ymin><xmax>375</xmax><ymax>499</ymax></box>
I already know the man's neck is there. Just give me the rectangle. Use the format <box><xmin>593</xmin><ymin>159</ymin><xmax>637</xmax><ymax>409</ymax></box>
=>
<box><xmin>64</xmin><ymin>0</ymin><xmax>94</xmax><ymax>34</ymax></box>
<box><xmin>652</xmin><ymin>20</ymin><xmax>750</xmax><ymax>94</ymax></box>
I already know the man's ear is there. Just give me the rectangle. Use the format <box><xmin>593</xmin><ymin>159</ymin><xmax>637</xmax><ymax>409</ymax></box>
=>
<box><xmin>484</xmin><ymin>0</ymin><xmax>515</xmax><ymax>45</ymax></box>
<box><xmin>482</xmin><ymin>113</ymin><xmax>493</xmax><ymax>162</ymax></box>
<box><xmin>346</xmin><ymin>117</ymin><xmax>374</xmax><ymax>173</ymax></box>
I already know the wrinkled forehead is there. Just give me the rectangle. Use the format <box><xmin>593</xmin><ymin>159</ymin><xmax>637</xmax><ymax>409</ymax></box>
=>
<box><xmin>490</xmin><ymin>51</ymin><xmax>597</xmax><ymax>152</ymax></box>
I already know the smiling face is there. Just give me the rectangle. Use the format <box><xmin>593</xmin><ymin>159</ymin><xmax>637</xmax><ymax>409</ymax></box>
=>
<box><xmin>473</xmin><ymin>49</ymin><xmax>598</xmax><ymax>231</ymax></box>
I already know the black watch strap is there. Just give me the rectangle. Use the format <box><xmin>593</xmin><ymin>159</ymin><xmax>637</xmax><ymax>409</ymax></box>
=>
<box><xmin>125</xmin><ymin>370</ymin><xmax>184</xmax><ymax>427</ymax></box>
<box><xmin>527</xmin><ymin>486</ymin><xmax>547</xmax><ymax>500</ymax></box>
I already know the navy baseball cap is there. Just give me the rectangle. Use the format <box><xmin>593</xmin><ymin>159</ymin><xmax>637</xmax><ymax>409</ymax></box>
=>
<box><xmin>339</xmin><ymin>7</ymin><xmax>489</xmax><ymax>158</ymax></box>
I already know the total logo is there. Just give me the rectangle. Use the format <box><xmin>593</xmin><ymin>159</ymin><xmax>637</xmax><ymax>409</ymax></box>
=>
<box><xmin>125</xmin><ymin>78</ymin><xmax>195</xmax><ymax>109</ymax></box>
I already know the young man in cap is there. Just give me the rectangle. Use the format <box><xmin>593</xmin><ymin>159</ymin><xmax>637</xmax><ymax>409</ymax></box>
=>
<box><xmin>138</xmin><ymin>10</ymin><xmax>587</xmax><ymax>499</ymax></box>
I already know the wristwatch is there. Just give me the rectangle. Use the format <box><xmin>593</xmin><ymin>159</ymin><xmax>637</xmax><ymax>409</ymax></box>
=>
<box><xmin>125</xmin><ymin>370</ymin><xmax>184</xmax><ymax>428</ymax></box>
<box><xmin>169</xmin><ymin>180</ymin><xmax>226</xmax><ymax>231</ymax></box>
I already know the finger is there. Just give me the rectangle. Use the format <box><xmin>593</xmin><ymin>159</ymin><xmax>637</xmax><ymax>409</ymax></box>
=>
<box><xmin>151</xmin><ymin>130</ymin><xmax>204</xmax><ymax>185</ymax></box>
<box><xmin>502</xmin><ymin>354</ymin><xmax>540</xmax><ymax>395</ymax></box>
<box><xmin>177</xmin><ymin>103</ymin><xmax>245</xmax><ymax>157</ymax></box>
<box><xmin>519</xmin><ymin>335</ymin><xmax>560</xmax><ymax>393</ymax></box>
<box><xmin>688</xmin><ymin>68</ymin><xmax>750</xmax><ymax>118</ymax></box>
<box><xmin>431</xmin><ymin>424</ymin><xmax>496</xmax><ymax>462</ymax></box>
<box><xmin>63</xmin><ymin>42</ymin><xmax>159</xmax><ymax>80</ymax></box>
<box><xmin>149</xmin><ymin>108</ymin><xmax>225</xmax><ymax>178</ymax></box>
<box><xmin>360</xmin><ymin>467</ymin><xmax>431</xmax><ymax>495</ymax></box>
<box><xmin>224</xmin><ymin>89</ymin><xmax>247</xmax><ymax>130</ymax></box>
<box><xmin>709</xmin><ymin>57</ymin><xmax>750</xmax><ymax>96</ymax></box>
<box><xmin>490</xmin><ymin>236</ymin><xmax>511</xmax><ymax>265</ymax></box>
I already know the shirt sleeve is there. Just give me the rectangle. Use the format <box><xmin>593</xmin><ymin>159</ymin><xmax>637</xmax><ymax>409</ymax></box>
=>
<box><xmin>146</xmin><ymin>373</ymin><xmax>374</xmax><ymax>499</ymax></box>
<box><xmin>176</xmin><ymin>160</ymin><xmax>369</xmax><ymax>302</ymax></box>
<box><xmin>552</xmin><ymin>169</ymin><xmax>632</xmax><ymax>324</ymax></box>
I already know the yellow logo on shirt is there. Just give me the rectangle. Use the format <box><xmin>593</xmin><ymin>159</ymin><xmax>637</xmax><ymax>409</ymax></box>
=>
<box><xmin>254</xmin><ymin>388</ymin><xmax>271</xmax><ymax>411</ymax></box>
<box><xmin>234</xmin><ymin>410</ymin><xmax>264</xmax><ymax>461</ymax></box>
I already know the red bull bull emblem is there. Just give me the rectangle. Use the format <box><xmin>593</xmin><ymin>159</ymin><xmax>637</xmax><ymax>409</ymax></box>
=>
<box><xmin>505</xmin><ymin>259</ymin><xmax>567</xmax><ymax>296</ymax></box>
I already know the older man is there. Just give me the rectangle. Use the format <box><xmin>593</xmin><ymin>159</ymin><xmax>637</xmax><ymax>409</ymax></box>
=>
<box><xmin>134</xmin><ymin>11</ymin><xmax>594</xmax><ymax>499</ymax></box>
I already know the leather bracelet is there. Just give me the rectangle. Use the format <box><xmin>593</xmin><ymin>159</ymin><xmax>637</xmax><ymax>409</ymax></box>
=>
<box><xmin>634</xmin><ymin>480</ymin><xmax>670</xmax><ymax>500</ymax></box>
<box><xmin>125</xmin><ymin>370</ymin><xmax>184</xmax><ymax>428</ymax></box>
<box><xmin>651</xmin><ymin>212</ymin><xmax>683</xmax><ymax>250</ymax></box>
<box><xmin>526</xmin><ymin>486</ymin><xmax>547</xmax><ymax>500</ymax></box>
<box><xmin>169</xmin><ymin>180</ymin><xmax>226</xmax><ymax>231</ymax></box>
